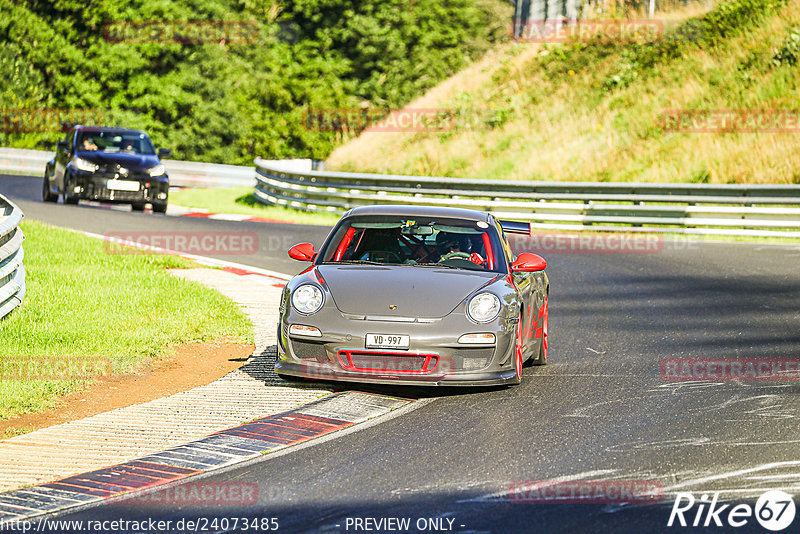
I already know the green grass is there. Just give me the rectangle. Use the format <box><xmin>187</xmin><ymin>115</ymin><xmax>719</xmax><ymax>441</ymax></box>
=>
<box><xmin>0</xmin><ymin>221</ymin><xmax>253</xmax><ymax>421</ymax></box>
<box><xmin>169</xmin><ymin>187</ymin><xmax>340</xmax><ymax>227</ymax></box>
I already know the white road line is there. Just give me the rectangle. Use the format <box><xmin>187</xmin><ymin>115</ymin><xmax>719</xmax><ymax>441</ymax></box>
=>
<box><xmin>660</xmin><ymin>461</ymin><xmax>800</xmax><ymax>493</ymax></box>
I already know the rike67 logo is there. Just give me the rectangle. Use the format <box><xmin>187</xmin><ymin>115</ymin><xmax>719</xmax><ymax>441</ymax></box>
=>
<box><xmin>668</xmin><ymin>490</ymin><xmax>796</xmax><ymax>531</ymax></box>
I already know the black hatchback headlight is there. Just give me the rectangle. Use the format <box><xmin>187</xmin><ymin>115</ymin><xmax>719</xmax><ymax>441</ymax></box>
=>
<box><xmin>71</xmin><ymin>157</ymin><xmax>98</xmax><ymax>172</ymax></box>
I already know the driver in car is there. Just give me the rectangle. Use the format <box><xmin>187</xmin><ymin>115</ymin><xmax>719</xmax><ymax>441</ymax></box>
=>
<box><xmin>437</xmin><ymin>232</ymin><xmax>472</xmax><ymax>262</ymax></box>
<box><xmin>82</xmin><ymin>138</ymin><xmax>98</xmax><ymax>151</ymax></box>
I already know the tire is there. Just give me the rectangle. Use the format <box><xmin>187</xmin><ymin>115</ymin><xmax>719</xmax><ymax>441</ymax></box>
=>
<box><xmin>131</xmin><ymin>202</ymin><xmax>146</xmax><ymax>211</ymax></box>
<box><xmin>510</xmin><ymin>312</ymin><xmax>524</xmax><ymax>385</ymax></box>
<box><xmin>63</xmin><ymin>177</ymin><xmax>79</xmax><ymax>204</ymax></box>
<box><xmin>530</xmin><ymin>295</ymin><xmax>548</xmax><ymax>366</ymax></box>
<box><xmin>42</xmin><ymin>173</ymin><xmax>57</xmax><ymax>203</ymax></box>
<box><xmin>152</xmin><ymin>202</ymin><xmax>167</xmax><ymax>214</ymax></box>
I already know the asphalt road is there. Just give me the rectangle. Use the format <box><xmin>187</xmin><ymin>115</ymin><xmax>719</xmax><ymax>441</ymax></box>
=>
<box><xmin>0</xmin><ymin>174</ymin><xmax>330</xmax><ymax>275</ymax></box>
<box><xmin>3</xmin><ymin>174</ymin><xmax>800</xmax><ymax>533</ymax></box>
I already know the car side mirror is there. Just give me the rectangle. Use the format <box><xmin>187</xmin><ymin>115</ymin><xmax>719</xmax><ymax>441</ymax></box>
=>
<box><xmin>56</xmin><ymin>141</ymin><xmax>68</xmax><ymax>152</ymax></box>
<box><xmin>289</xmin><ymin>243</ymin><xmax>316</xmax><ymax>262</ymax></box>
<box><xmin>511</xmin><ymin>252</ymin><xmax>547</xmax><ymax>272</ymax></box>
<box><xmin>158</xmin><ymin>148</ymin><xmax>172</xmax><ymax>159</ymax></box>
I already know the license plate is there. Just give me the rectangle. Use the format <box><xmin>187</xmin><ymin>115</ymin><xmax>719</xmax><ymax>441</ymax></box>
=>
<box><xmin>366</xmin><ymin>334</ymin><xmax>410</xmax><ymax>349</ymax></box>
<box><xmin>106</xmin><ymin>179</ymin><xmax>139</xmax><ymax>192</ymax></box>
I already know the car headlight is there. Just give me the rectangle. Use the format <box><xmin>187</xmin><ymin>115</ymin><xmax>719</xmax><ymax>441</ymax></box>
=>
<box><xmin>148</xmin><ymin>164</ymin><xmax>166</xmax><ymax>177</ymax></box>
<box><xmin>72</xmin><ymin>157</ymin><xmax>98</xmax><ymax>172</ymax></box>
<box><xmin>291</xmin><ymin>284</ymin><xmax>324</xmax><ymax>315</ymax></box>
<box><xmin>467</xmin><ymin>292</ymin><xmax>501</xmax><ymax>323</ymax></box>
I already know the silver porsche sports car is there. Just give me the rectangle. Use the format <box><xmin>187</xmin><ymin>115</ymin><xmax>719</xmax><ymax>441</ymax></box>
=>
<box><xmin>275</xmin><ymin>205</ymin><xmax>549</xmax><ymax>386</ymax></box>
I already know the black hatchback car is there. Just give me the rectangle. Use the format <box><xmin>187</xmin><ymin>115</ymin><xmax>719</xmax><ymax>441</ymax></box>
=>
<box><xmin>43</xmin><ymin>126</ymin><xmax>171</xmax><ymax>212</ymax></box>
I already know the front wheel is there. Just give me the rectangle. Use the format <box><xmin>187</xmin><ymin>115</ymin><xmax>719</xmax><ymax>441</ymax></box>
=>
<box><xmin>63</xmin><ymin>177</ymin><xmax>79</xmax><ymax>204</ymax></box>
<box><xmin>510</xmin><ymin>312</ymin><xmax>524</xmax><ymax>385</ymax></box>
<box><xmin>152</xmin><ymin>202</ymin><xmax>167</xmax><ymax>214</ymax></box>
<box><xmin>530</xmin><ymin>296</ymin><xmax>548</xmax><ymax>366</ymax></box>
<box><xmin>42</xmin><ymin>173</ymin><xmax>57</xmax><ymax>203</ymax></box>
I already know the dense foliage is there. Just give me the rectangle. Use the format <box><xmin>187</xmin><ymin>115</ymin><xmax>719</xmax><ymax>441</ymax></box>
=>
<box><xmin>0</xmin><ymin>0</ymin><xmax>511</xmax><ymax>164</ymax></box>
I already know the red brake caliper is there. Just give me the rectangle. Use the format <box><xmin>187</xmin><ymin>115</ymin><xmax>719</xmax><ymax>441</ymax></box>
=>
<box><xmin>534</xmin><ymin>296</ymin><xmax>549</xmax><ymax>362</ymax></box>
<box><xmin>515</xmin><ymin>313</ymin><xmax>523</xmax><ymax>379</ymax></box>
<box><xmin>542</xmin><ymin>296</ymin><xmax>548</xmax><ymax>361</ymax></box>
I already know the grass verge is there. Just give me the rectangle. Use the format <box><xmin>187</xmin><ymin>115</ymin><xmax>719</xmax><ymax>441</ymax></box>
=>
<box><xmin>169</xmin><ymin>187</ymin><xmax>340</xmax><ymax>227</ymax></box>
<box><xmin>0</xmin><ymin>220</ymin><xmax>253</xmax><ymax>421</ymax></box>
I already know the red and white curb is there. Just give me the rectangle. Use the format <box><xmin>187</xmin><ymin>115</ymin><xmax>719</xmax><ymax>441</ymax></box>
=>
<box><xmin>0</xmin><ymin>392</ymin><xmax>411</xmax><ymax>523</ymax></box>
<box><xmin>79</xmin><ymin>201</ymin><xmax>299</xmax><ymax>226</ymax></box>
<box><xmin>177</xmin><ymin>210</ymin><xmax>296</xmax><ymax>225</ymax></box>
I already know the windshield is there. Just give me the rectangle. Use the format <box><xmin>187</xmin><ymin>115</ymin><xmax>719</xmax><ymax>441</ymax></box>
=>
<box><xmin>76</xmin><ymin>131</ymin><xmax>156</xmax><ymax>155</ymax></box>
<box><xmin>318</xmin><ymin>215</ymin><xmax>507</xmax><ymax>273</ymax></box>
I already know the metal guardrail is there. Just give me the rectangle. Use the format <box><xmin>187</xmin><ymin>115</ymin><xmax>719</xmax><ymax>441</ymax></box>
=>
<box><xmin>254</xmin><ymin>158</ymin><xmax>800</xmax><ymax>238</ymax></box>
<box><xmin>0</xmin><ymin>147</ymin><xmax>53</xmax><ymax>178</ymax></box>
<box><xmin>0</xmin><ymin>147</ymin><xmax>256</xmax><ymax>188</ymax></box>
<box><xmin>0</xmin><ymin>194</ymin><xmax>25</xmax><ymax>320</ymax></box>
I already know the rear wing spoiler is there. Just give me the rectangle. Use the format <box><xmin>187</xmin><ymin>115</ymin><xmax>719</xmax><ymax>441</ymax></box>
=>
<box><xmin>499</xmin><ymin>220</ymin><xmax>532</xmax><ymax>235</ymax></box>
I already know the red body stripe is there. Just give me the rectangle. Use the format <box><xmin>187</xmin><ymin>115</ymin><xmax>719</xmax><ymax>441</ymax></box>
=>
<box><xmin>482</xmin><ymin>232</ymin><xmax>495</xmax><ymax>271</ymax></box>
<box><xmin>334</xmin><ymin>227</ymin><xmax>356</xmax><ymax>261</ymax></box>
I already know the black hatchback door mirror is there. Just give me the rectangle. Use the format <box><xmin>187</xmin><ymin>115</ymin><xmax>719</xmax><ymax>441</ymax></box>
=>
<box><xmin>56</xmin><ymin>141</ymin><xmax>69</xmax><ymax>152</ymax></box>
<box><xmin>158</xmin><ymin>148</ymin><xmax>171</xmax><ymax>159</ymax></box>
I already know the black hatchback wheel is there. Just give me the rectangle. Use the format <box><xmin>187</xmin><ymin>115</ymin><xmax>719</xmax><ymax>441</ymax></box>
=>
<box><xmin>63</xmin><ymin>177</ymin><xmax>80</xmax><ymax>204</ymax></box>
<box><xmin>42</xmin><ymin>173</ymin><xmax>57</xmax><ymax>203</ymax></box>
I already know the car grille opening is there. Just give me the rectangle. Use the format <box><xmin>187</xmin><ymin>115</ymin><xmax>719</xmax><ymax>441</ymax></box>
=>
<box><xmin>290</xmin><ymin>340</ymin><xmax>327</xmax><ymax>361</ymax></box>
<box><xmin>85</xmin><ymin>182</ymin><xmax>147</xmax><ymax>201</ymax></box>
<box><xmin>338</xmin><ymin>351</ymin><xmax>439</xmax><ymax>374</ymax></box>
<box><xmin>453</xmin><ymin>348</ymin><xmax>494</xmax><ymax>371</ymax></box>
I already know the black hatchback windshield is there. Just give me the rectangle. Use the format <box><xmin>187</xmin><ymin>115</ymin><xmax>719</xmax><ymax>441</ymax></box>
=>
<box><xmin>319</xmin><ymin>216</ymin><xmax>507</xmax><ymax>273</ymax></box>
<box><xmin>76</xmin><ymin>131</ymin><xmax>156</xmax><ymax>155</ymax></box>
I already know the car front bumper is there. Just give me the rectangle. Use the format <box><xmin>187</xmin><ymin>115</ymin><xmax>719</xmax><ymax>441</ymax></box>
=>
<box><xmin>68</xmin><ymin>169</ymin><xmax>169</xmax><ymax>204</ymax></box>
<box><xmin>275</xmin><ymin>301</ymin><xmax>519</xmax><ymax>386</ymax></box>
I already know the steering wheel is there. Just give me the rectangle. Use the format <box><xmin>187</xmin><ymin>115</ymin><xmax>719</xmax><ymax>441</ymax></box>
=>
<box><xmin>439</xmin><ymin>251</ymin><xmax>471</xmax><ymax>262</ymax></box>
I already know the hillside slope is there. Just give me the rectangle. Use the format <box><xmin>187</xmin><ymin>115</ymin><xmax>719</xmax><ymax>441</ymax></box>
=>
<box><xmin>327</xmin><ymin>0</ymin><xmax>800</xmax><ymax>184</ymax></box>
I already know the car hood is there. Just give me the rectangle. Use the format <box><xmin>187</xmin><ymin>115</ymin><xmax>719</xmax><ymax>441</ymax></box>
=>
<box><xmin>318</xmin><ymin>264</ymin><xmax>498</xmax><ymax>318</ymax></box>
<box><xmin>76</xmin><ymin>151</ymin><xmax>160</xmax><ymax>172</ymax></box>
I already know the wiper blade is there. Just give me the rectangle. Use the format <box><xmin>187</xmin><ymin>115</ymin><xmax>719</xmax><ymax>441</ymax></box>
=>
<box><xmin>331</xmin><ymin>260</ymin><xmax>384</xmax><ymax>265</ymax></box>
<box><xmin>409</xmin><ymin>262</ymin><xmax>460</xmax><ymax>269</ymax></box>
